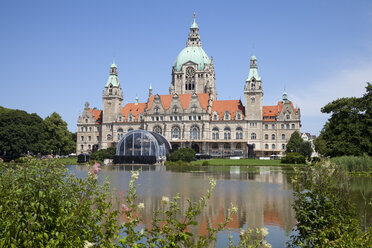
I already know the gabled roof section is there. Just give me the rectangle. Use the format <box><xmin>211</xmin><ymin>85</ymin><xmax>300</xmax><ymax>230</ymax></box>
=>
<box><xmin>121</xmin><ymin>103</ymin><xmax>146</xmax><ymax>121</ymax></box>
<box><xmin>89</xmin><ymin>108</ymin><xmax>102</xmax><ymax>124</ymax></box>
<box><xmin>211</xmin><ymin>100</ymin><xmax>245</xmax><ymax>119</ymax></box>
<box><xmin>147</xmin><ymin>93</ymin><xmax>210</xmax><ymax>111</ymax></box>
<box><xmin>262</xmin><ymin>101</ymin><xmax>299</xmax><ymax>120</ymax></box>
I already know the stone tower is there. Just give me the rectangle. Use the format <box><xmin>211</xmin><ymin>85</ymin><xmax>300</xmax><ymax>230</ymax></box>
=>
<box><xmin>169</xmin><ymin>13</ymin><xmax>217</xmax><ymax>100</ymax></box>
<box><xmin>102</xmin><ymin>60</ymin><xmax>123</xmax><ymax>123</ymax></box>
<box><xmin>244</xmin><ymin>55</ymin><xmax>263</xmax><ymax>120</ymax></box>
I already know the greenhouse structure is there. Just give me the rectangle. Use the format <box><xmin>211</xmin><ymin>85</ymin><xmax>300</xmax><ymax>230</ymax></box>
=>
<box><xmin>113</xmin><ymin>130</ymin><xmax>172</xmax><ymax>164</ymax></box>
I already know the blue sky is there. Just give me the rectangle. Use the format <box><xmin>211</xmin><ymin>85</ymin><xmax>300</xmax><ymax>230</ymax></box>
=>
<box><xmin>1</xmin><ymin>0</ymin><xmax>371</xmax><ymax>135</ymax></box>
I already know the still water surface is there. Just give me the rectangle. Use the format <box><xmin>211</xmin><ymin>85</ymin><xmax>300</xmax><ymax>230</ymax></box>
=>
<box><xmin>67</xmin><ymin>165</ymin><xmax>372</xmax><ymax>248</ymax></box>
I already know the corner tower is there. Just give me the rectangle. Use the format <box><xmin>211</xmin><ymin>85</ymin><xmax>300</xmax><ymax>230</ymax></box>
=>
<box><xmin>102</xmin><ymin>60</ymin><xmax>123</xmax><ymax>123</ymax></box>
<box><xmin>244</xmin><ymin>55</ymin><xmax>263</xmax><ymax>120</ymax></box>
<box><xmin>170</xmin><ymin>13</ymin><xmax>217</xmax><ymax>100</ymax></box>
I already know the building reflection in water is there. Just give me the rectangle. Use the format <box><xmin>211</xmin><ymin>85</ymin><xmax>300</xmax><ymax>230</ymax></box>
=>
<box><xmin>72</xmin><ymin>165</ymin><xmax>297</xmax><ymax>246</ymax></box>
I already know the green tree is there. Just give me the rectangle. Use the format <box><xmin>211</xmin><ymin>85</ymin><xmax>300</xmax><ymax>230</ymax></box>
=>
<box><xmin>168</xmin><ymin>148</ymin><xmax>196</xmax><ymax>162</ymax></box>
<box><xmin>90</xmin><ymin>147</ymin><xmax>116</xmax><ymax>162</ymax></box>
<box><xmin>286</xmin><ymin>131</ymin><xmax>303</xmax><ymax>153</ymax></box>
<box><xmin>299</xmin><ymin>141</ymin><xmax>313</xmax><ymax>159</ymax></box>
<box><xmin>0</xmin><ymin>107</ymin><xmax>45</xmax><ymax>159</ymax></box>
<box><xmin>317</xmin><ymin>83</ymin><xmax>372</xmax><ymax>157</ymax></box>
<box><xmin>44</xmin><ymin>112</ymin><xmax>75</xmax><ymax>155</ymax></box>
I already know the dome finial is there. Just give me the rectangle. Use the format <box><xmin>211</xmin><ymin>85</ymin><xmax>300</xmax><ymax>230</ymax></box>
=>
<box><xmin>194</xmin><ymin>11</ymin><xmax>196</xmax><ymax>20</ymax></box>
<box><xmin>191</xmin><ymin>12</ymin><xmax>199</xmax><ymax>29</ymax></box>
<box><xmin>111</xmin><ymin>56</ymin><xmax>117</xmax><ymax>68</ymax></box>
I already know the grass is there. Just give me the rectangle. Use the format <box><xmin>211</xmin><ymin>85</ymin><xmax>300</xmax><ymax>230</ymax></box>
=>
<box><xmin>190</xmin><ymin>158</ymin><xmax>302</xmax><ymax>166</ymax></box>
<box><xmin>55</xmin><ymin>157</ymin><xmax>78</xmax><ymax>165</ymax></box>
<box><xmin>331</xmin><ymin>154</ymin><xmax>372</xmax><ymax>173</ymax></box>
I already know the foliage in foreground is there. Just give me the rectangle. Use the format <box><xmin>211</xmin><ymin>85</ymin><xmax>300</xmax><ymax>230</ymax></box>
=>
<box><xmin>0</xmin><ymin>158</ymin><xmax>119</xmax><ymax>247</ymax></box>
<box><xmin>288</xmin><ymin>160</ymin><xmax>371</xmax><ymax>247</ymax></box>
<box><xmin>0</xmin><ymin>158</ymin><xmax>271</xmax><ymax>247</ymax></box>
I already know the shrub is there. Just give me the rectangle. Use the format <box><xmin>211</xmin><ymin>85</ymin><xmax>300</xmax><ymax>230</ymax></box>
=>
<box><xmin>168</xmin><ymin>148</ymin><xmax>195</xmax><ymax>162</ymax></box>
<box><xmin>281</xmin><ymin>152</ymin><xmax>306</xmax><ymax>164</ymax></box>
<box><xmin>288</xmin><ymin>160</ymin><xmax>371</xmax><ymax>247</ymax></box>
<box><xmin>0</xmin><ymin>158</ymin><xmax>119</xmax><ymax>247</ymax></box>
<box><xmin>90</xmin><ymin>147</ymin><xmax>116</xmax><ymax>162</ymax></box>
<box><xmin>202</xmin><ymin>160</ymin><xmax>209</xmax><ymax>166</ymax></box>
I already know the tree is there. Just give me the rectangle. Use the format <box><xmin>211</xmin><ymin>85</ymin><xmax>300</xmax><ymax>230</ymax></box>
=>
<box><xmin>317</xmin><ymin>83</ymin><xmax>372</xmax><ymax>157</ymax></box>
<box><xmin>299</xmin><ymin>141</ymin><xmax>313</xmax><ymax>159</ymax></box>
<box><xmin>0</xmin><ymin>107</ymin><xmax>45</xmax><ymax>159</ymax></box>
<box><xmin>286</xmin><ymin>131</ymin><xmax>303</xmax><ymax>153</ymax></box>
<box><xmin>168</xmin><ymin>148</ymin><xmax>196</xmax><ymax>162</ymax></box>
<box><xmin>43</xmin><ymin>112</ymin><xmax>75</xmax><ymax>155</ymax></box>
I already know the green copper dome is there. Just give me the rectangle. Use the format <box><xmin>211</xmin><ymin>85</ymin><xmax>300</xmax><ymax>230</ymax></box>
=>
<box><xmin>174</xmin><ymin>46</ymin><xmax>211</xmax><ymax>71</ymax></box>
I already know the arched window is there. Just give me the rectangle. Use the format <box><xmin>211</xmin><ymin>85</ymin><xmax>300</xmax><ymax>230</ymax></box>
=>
<box><xmin>213</xmin><ymin>112</ymin><xmax>219</xmax><ymax>120</ymax></box>
<box><xmin>272</xmin><ymin>124</ymin><xmax>275</xmax><ymax>129</ymax></box>
<box><xmin>128</xmin><ymin>114</ymin><xmax>133</xmax><ymax>122</ymax></box>
<box><xmin>81</xmin><ymin>136</ymin><xmax>84</xmax><ymax>141</ymax></box>
<box><xmin>212</xmin><ymin>127</ymin><xmax>219</xmax><ymax>140</ymax></box>
<box><xmin>88</xmin><ymin>144</ymin><xmax>91</xmax><ymax>150</ymax></box>
<box><xmin>171</xmin><ymin>126</ymin><xmax>180</xmax><ymax>139</ymax></box>
<box><xmin>282</xmin><ymin>144</ymin><xmax>285</xmax><ymax>150</ymax></box>
<box><xmin>281</xmin><ymin>124</ymin><xmax>284</xmax><ymax>129</ymax></box>
<box><xmin>88</xmin><ymin>136</ymin><xmax>91</xmax><ymax>141</ymax></box>
<box><xmin>128</xmin><ymin>128</ymin><xmax>133</xmax><ymax>132</ymax></box>
<box><xmin>265</xmin><ymin>134</ymin><xmax>268</xmax><ymax>140</ymax></box>
<box><xmin>190</xmin><ymin>126</ymin><xmax>200</xmax><ymax>140</ymax></box>
<box><xmin>265</xmin><ymin>144</ymin><xmax>269</xmax><ymax>149</ymax></box>
<box><xmin>286</xmin><ymin>114</ymin><xmax>290</xmax><ymax>119</ymax></box>
<box><xmin>286</xmin><ymin>124</ymin><xmax>290</xmax><ymax>129</ymax></box>
<box><xmin>292</xmin><ymin>124</ymin><xmax>295</xmax><ymax>129</ymax></box>
<box><xmin>271</xmin><ymin>134</ymin><xmax>275</xmax><ymax>140</ymax></box>
<box><xmin>118</xmin><ymin>115</ymin><xmax>123</xmax><ymax>122</ymax></box>
<box><xmin>272</xmin><ymin>144</ymin><xmax>275</xmax><ymax>149</ymax></box>
<box><xmin>107</xmin><ymin>134</ymin><xmax>112</xmax><ymax>141</ymax></box>
<box><xmin>251</xmin><ymin>133</ymin><xmax>256</xmax><ymax>140</ymax></box>
<box><xmin>251</xmin><ymin>82</ymin><xmax>256</xmax><ymax>90</ymax></box>
<box><xmin>81</xmin><ymin>144</ymin><xmax>84</xmax><ymax>150</ymax></box>
<box><xmin>236</xmin><ymin>112</ymin><xmax>242</xmax><ymax>120</ymax></box>
<box><xmin>85</xmin><ymin>119</ymin><xmax>88</xmax><ymax>123</ymax></box>
<box><xmin>282</xmin><ymin>134</ymin><xmax>286</xmax><ymax>140</ymax></box>
<box><xmin>224</xmin><ymin>127</ymin><xmax>231</xmax><ymax>140</ymax></box>
<box><xmin>224</xmin><ymin>111</ymin><xmax>230</xmax><ymax>120</ymax></box>
<box><xmin>236</xmin><ymin>127</ymin><xmax>243</xmax><ymax>139</ymax></box>
<box><xmin>117</xmin><ymin>128</ymin><xmax>123</xmax><ymax>140</ymax></box>
<box><xmin>265</xmin><ymin>124</ymin><xmax>268</xmax><ymax>130</ymax></box>
<box><xmin>153</xmin><ymin>126</ymin><xmax>162</xmax><ymax>135</ymax></box>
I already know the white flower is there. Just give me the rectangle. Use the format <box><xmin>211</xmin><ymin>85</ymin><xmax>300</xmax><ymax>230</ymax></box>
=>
<box><xmin>161</xmin><ymin>196</ymin><xmax>169</xmax><ymax>206</ymax></box>
<box><xmin>231</xmin><ymin>205</ymin><xmax>238</xmax><ymax>213</ymax></box>
<box><xmin>131</xmin><ymin>170</ymin><xmax>139</xmax><ymax>180</ymax></box>
<box><xmin>260</xmin><ymin>227</ymin><xmax>269</xmax><ymax>237</ymax></box>
<box><xmin>140</xmin><ymin>228</ymin><xmax>144</xmax><ymax>235</ymax></box>
<box><xmin>240</xmin><ymin>229</ymin><xmax>246</xmax><ymax>237</ymax></box>
<box><xmin>138</xmin><ymin>202</ymin><xmax>145</xmax><ymax>210</ymax></box>
<box><xmin>262</xmin><ymin>240</ymin><xmax>272</xmax><ymax>248</ymax></box>
<box><xmin>84</xmin><ymin>241</ymin><xmax>94</xmax><ymax>248</ymax></box>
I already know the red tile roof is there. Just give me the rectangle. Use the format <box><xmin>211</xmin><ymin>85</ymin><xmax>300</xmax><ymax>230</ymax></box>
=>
<box><xmin>211</xmin><ymin>100</ymin><xmax>245</xmax><ymax>120</ymax></box>
<box><xmin>89</xmin><ymin>109</ymin><xmax>102</xmax><ymax>124</ymax></box>
<box><xmin>262</xmin><ymin>101</ymin><xmax>299</xmax><ymax>121</ymax></box>
<box><xmin>120</xmin><ymin>103</ymin><xmax>146</xmax><ymax>121</ymax></box>
<box><xmin>147</xmin><ymin>93</ymin><xmax>210</xmax><ymax>111</ymax></box>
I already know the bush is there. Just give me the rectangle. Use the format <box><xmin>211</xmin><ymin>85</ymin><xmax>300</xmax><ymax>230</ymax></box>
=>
<box><xmin>0</xmin><ymin>158</ymin><xmax>119</xmax><ymax>247</ymax></box>
<box><xmin>202</xmin><ymin>160</ymin><xmax>209</xmax><ymax>166</ymax></box>
<box><xmin>168</xmin><ymin>148</ymin><xmax>195</xmax><ymax>162</ymax></box>
<box><xmin>90</xmin><ymin>147</ymin><xmax>116</xmax><ymax>162</ymax></box>
<box><xmin>331</xmin><ymin>154</ymin><xmax>372</xmax><ymax>172</ymax></box>
<box><xmin>281</xmin><ymin>152</ymin><xmax>306</xmax><ymax>164</ymax></box>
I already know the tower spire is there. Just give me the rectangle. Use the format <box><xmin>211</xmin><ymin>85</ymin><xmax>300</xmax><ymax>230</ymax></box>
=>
<box><xmin>187</xmin><ymin>12</ymin><xmax>201</xmax><ymax>47</ymax></box>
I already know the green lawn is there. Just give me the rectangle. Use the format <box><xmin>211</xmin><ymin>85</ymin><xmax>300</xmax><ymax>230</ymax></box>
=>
<box><xmin>56</xmin><ymin>157</ymin><xmax>78</xmax><ymax>165</ymax></box>
<box><xmin>191</xmin><ymin>158</ymin><xmax>302</xmax><ymax>166</ymax></box>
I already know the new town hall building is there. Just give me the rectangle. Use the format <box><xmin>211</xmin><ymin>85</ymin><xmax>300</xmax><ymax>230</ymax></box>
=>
<box><xmin>77</xmin><ymin>16</ymin><xmax>301</xmax><ymax>157</ymax></box>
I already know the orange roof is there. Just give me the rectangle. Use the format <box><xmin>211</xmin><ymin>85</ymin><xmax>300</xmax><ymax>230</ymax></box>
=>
<box><xmin>89</xmin><ymin>108</ymin><xmax>102</xmax><ymax>124</ymax></box>
<box><xmin>211</xmin><ymin>100</ymin><xmax>245</xmax><ymax>119</ymax></box>
<box><xmin>120</xmin><ymin>103</ymin><xmax>146</xmax><ymax>121</ymax></box>
<box><xmin>263</xmin><ymin>105</ymin><xmax>278</xmax><ymax>117</ymax></box>
<box><xmin>147</xmin><ymin>93</ymin><xmax>210</xmax><ymax>111</ymax></box>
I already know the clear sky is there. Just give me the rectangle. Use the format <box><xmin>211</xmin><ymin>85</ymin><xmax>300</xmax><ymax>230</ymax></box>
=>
<box><xmin>1</xmin><ymin>0</ymin><xmax>371</xmax><ymax>135</ymax></box>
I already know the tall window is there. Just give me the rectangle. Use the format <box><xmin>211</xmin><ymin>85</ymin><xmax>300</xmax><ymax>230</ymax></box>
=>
<box><xmin>286</xmin><ymin>124</ymin><xmax>290</xmax><ymax>129</ymax></box>
<box><xmin>265</xmin><ymin>134</ymin><xmax>268</xmax><ymax>140</ymax></box>
<box><xmin>281</xmin><ymin>124</ymin><xmax>284</xmax><ymax>129</ymax></box>
<box><xmin>224</xmin><ymin>111</ymin><xmax>230</xmax><ymax>120</ymax></box>
<box><xmin>117</xmin><ymin>128</ymin><xmax>123</xmax><ymax>140</ymax></box>
<box><xmin>282</xmin><ymin>134</ymin><xmax>286</xmax><ymax>140</ymax></box>
<box><xmin>190</xmin><ymin>126</ymin><xmax>200</xmax><ymax>140</ymax></box>
<box><xmin>212</xmin><ymin>127</ymin><xmax>219</xmax><ymax>140</ymax></box>
<box><xmin>282</xmin><ymin>144</ymin><xmax>285</xmax><ymax>150</ymax></box>
<box><xmin>265</xmin><ymin>124</ymin><xmax>268</xmax><ymax>130</ymax></box>
<box><xmin>265</xmin><ymin>144</ymin><xmax>269</xmax><ymax>149</ymax></box>
<box><xmin>236</xmin><ymin>127</ymin><xmax>243</xmax><ymax>139</ymax></box>
<box><xmin>88</xmin><ymin>136</ymin><xmax>91</xmax><ymax>141</ymax></box>
<box><xmin>286</xmin><ymin>114</ymin><xmax>290</xmax><ymax>119</ymax></box>
<box><xmin>81</xmin><ymin>136</ymin><xmax>84</xmax><ymax>141</ymax></box>
<box><xmin>292</xmin><ymin>124</ymin><xmax>295</xmax><ymax>129</ymax></box>
<box><xmin>251</xmin><ymin>133</ymin><xmax>256</xmax><ymax>140</ymax></box>
<box><xmin>213</xmin><ymin>112</ymin><xmax>218</xmax><ymax>120</ymax></box>
<box><xmin>224</xmin><ymin>127</ymin><xmax>231</xmax><ymax>140</ymax></box>
<box><xmin>153</xmin><ymin>126</ymin><xmax>162</xmax><ymax>135</ymax></box>
<box><xmin>272</xmin><ymin>124</ymin><xmax>275</xmax><ymax>129</ymax></box>
<box><xmin>171</xmin><ymin>126</ymin><xmax>180</xmax><ymax>139</ymax></box>
<box><xmin>272</xmin><ymin>144</ymin><xmax>275</xmax><ymax>149</ymax></box>
<box><xmin>271</xmin><ymin>134</ymin><xmax>275</xmax><ymax>140</ymax></box>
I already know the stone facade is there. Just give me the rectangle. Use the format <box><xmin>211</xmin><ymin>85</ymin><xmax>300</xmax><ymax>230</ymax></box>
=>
<box><xmin>77</xmin><ymin>16</ymin><xmax>301</xmax><ymax>157</ymax></box>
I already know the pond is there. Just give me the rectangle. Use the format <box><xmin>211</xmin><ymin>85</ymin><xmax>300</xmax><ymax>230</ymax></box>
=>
<box><xmin>67</xmin><ymin>164</ymin><xmax>372</xmax><ymax>248</ymax></box>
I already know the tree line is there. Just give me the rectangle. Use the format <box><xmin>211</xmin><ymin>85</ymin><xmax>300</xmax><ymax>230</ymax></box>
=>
<box><xmin>0</xmin><ymin>106</ymin><xmax>75</xmax><ymax>160</ymax></box>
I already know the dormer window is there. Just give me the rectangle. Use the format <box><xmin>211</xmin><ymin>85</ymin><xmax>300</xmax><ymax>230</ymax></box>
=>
<box><xmin>224</xmin><ymin>111</ymin><xmax>230</xmax><ymax>120</ymax></box>
<box><xmin>128</xmin><ymin>114</ymin><xmax>133</xmax><ymax>122</ymax></box>
<box><xmin>155</xmin><ymin>106</ymin><xmax>159</xmax><ymax>114</ymax></box>
<box><xmin>286</xmin><ymin>114</ymin><xmax>290</xmax><ymax>119</ymax></box>
<box><xmin>213</xmin><ymin>112</ymin><xmax>218</xmax><ymax>120</ymax></box>
<box><xmin>191</xmin><ymin>105</ymin><xmax>197</xmax><ymax>113</ymax></box>
<box><xmin>236</xmin><ymin>112</ymin><xmax>241</xmax><ymax>120</ymax></box>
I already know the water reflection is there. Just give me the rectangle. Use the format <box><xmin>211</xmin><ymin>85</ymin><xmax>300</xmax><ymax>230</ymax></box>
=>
<box><xmin>68</xmin><ymin>165</ymin><xmax>371</xmax><ymax>248</ymax></box>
